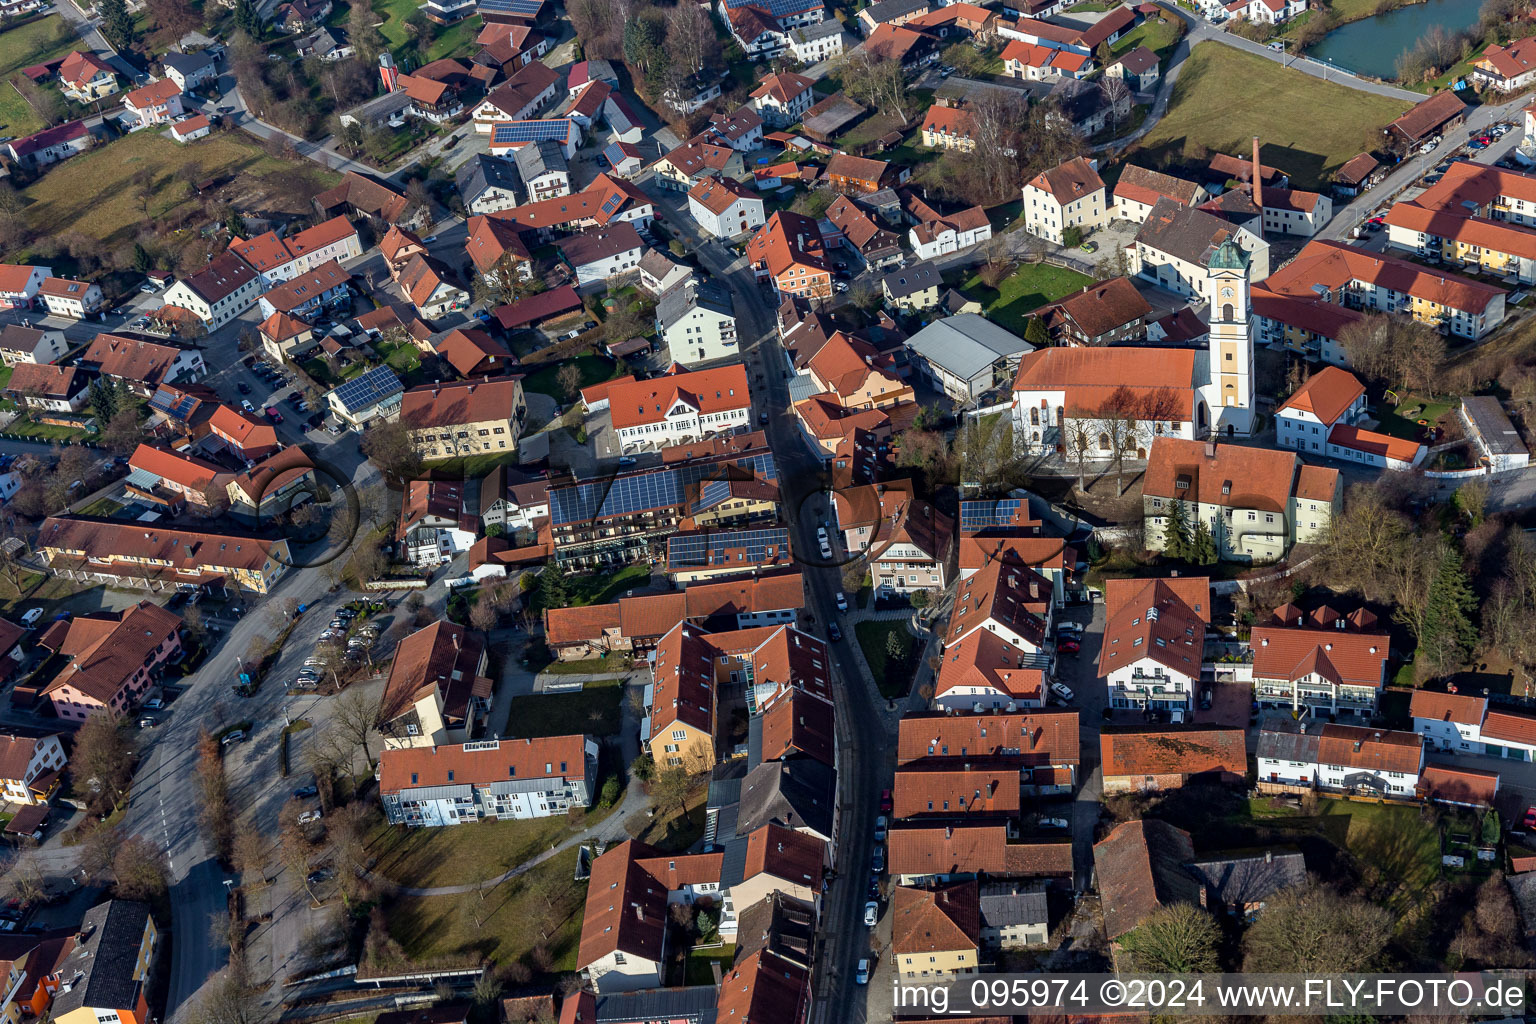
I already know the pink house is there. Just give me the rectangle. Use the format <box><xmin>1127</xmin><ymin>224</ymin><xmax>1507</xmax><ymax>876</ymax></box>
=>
<box><xmin>36</xmin><ymin>602</ymin><xmax>182</xmax><ymax>721</ymax></box>
<box><xmin>123</xmin><ymin>78</ymin><xmax>184</xmax><ymax>126</ymax></box>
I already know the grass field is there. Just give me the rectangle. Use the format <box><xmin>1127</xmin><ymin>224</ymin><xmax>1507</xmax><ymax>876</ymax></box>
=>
<box><xmin>1131</xmin><ymin>43</ymin><xmax>1412</xmax><ymax>188</ymax></box>
<box><xmin>521</xmin><ymin>355</ymin><xmax>615</xmax><ymax>400</ymax></box>
<box><xmin>960</xmin><ymin>262</ymin><xmax>1093</xmax><ymax>335</ymax></box>
<box><xmin>1371</xmin><ymin>394</ymin><xmax>1455</xmax><ymax>440</ymax></box>
<box><xmin>855</xmin><ymin>619</ymin><xmax>919</xmax><ymax>700</ymax></box>
<box><xmin>372</xmin><ymin>0</ymin><xmax>477</xmax><ymax>61</ymax></box>
<box><xmin>0</xmin><ymin>16</ymin><xmax>84</xmax><ymax>139</ymax></box>
<box><xmin>367</xmin><ymin>809</ymin><xmax>581</xmax><ymax>888</ymax></box>
<box><xmin>566</xmin><ymin>563</ymin><xmax>650</xmax><ymax>606</ymax></box>
<box><xmin>504</xmin><ymin>677</ymin><xmax>623</xmax><ymax>739</ymax></box>
<box><xmin>21</xmin><ymin>130</ymin><xmax>340</xmax><ymax>245</ymax></box>
<box><xmin>385</xmin><ymin>847</ymin><xmax>586</xmax><ymax>972</ymax></box>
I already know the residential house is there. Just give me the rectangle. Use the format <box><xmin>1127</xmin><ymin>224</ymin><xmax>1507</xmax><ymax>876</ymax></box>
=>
<box><xmin>226</xmin><ymin>216</ymin><xmax>362</xmax><ymax>285</ymax></box>
<box><xmin>1021</xmin><ymin>156</ymin><xmax>1107</xmax><ymax>244</ymax></box>
<box><xmin>790</xmin><ymin>19</ymin><xmax>844</xmax><ymax>62</ymax></box>
<box><xmin>652</xmin><ymin>136</ymin><xmax>745</xmax><ymax>193</ymax></box>
<box><xmin>1100</xmin><ymin>727</ymin><xmax>1246</xmax><ymax>793</ymax></box>
<box><xmin>36</xmin><ymin>517</ymin><xmax>288</xmax><ymax>595</ymax></box>
<box><xmin>1226</xmin><ymin>0</ymin><xmax>1307</xmax><ymax>21</ymax></box>
<box><xmin>122</xmin><ymin>79</ymin><xmax>182</xmax><ymax>127</ymax></box>
<box><xmin>1274</xmin><ymin>365</ymin><xmax>1367</xmax><ymax>454</ymax></box>
<box><xmin>313</xmin><ymin>171</ymin><xmax>421</xmax><ymax>230</ymax></box>
<box><xmin>1093</xmin><ymin>819</ymin><xmax>1198</xmax><ymax>939</ymax></box>
<box><xmin>688</xmin><ymin>176</ymin><xmax>766</xmax><ymax>240</ymax></box>
<box><xmin>1383</xmin><ymin>161</ymin><xmax>1536</xmax><ymax>285</ymax></box>
<box><xmin>1418</xmin><ymin>763</ymin><xmax>1501</xmax><ymax>808</ymax></box>
<box><xmin>294</xmin><ymin>27</ymin><xmax>353</xmax><ymax>60</ymax></box>
<box><xmin>4</xmin><ymin>121</ymin><xmax>94</xmax><ymax>171</ymax></box>
<box><xmin>1251</xmin><ymin>623</ymin><xmax>1390</xmax><ymax>717</ymax></box>
<box><xmin>749</xmin><ymin>72</ymin><xmax>816</xmax><ymax>127</ymax></box>
<box><xmin>896</xmin><ymin>710</ymin><xmax>1079</xmax><ymax>793</ymax></box>
<box><xmin>716</xmin><ymin>951</ymin><xmax>810</xmax><ymax>1024</ymax></box>
<box><xmin>663</xmin><ymin>72</ymin><xmax>723</xmax><ymax>114</ymax></box>
<box><xmin>1132</xmin><ymin>197</ymin><xmax>1270</xmax><ymax>297</ymax></box>
<box><xmin>1257</xmin><ymin>238</ymin><xmax>1504</xmax><ymax>340</ymax></box>
<box><xmin>462</xmin><ymin>217</ymin><xmax>530</xmax><ymax>282</ymax></box>
<box><xmin>0</xmin><ymin>265</ymin><xmax>52</xmax><ymax>309</ymax></box>
<box><xmin>396</xmin><ymin>479</ymin><xmax>476</xmax><ymax>565</ymax></box>
<box><xmin>160</xmin><ymin>50</ymin><xmax>217</xmax><ymax>92</ymax></box>
<box><xmin>1472</xmin><ymin>37</ymin><xmax>1536</xmax><ymax>92</ymax></box>
<box><xmin>832</xmin><ymin>481</ymin><xmax>952</xmax><ymax>597</ymax></box>
<box><xmin>224</xmin><ymin>447</ymin><xmax>317</xmax><ymax>521</ymax></box>
<box><xmin>47</xmin><ymin>901</ymin><xmax>156</xmax><ymax>1024</ymax></box>
<box><xmin>478</xmin><ymin>464</ymin><xmax>551</xmax><ymax>536</ymax></box>
<box><xmin>1410</xmin><ymin>689</ymin><xmax>1536</xmax><ymax>761</ymax></box>
<box><xmin>274</xmin><ymin>0</ymin><xmax>332</xmax><ymax>30</ymax></box>
<box><xmin>637</xmin><ymin>249</ymin><xmax>693</xmax><ymax>298</ymax></box>
<box><xmin>880</xmin><ymin>262</ymin><xmax>942</xmax><ymax>311</ymax></box>
<box><xmin>1143</xmin><ymin>437</ymin><xmax>1341</xmax><ymax>563</ymax></box>
<box><xmin>937</xmin><ymin>559</ymin><xmax>1055</xmax><ymax>706</ymax></box>
<box><xmin>1047</xmin><ymin>77</ymin><xmax>1129</xmax><ymax>135</ymax></box>
<box><xmin>256</xmin><ymin>260</ymin><xmax>351</xmax><ymax>320</ymax></box>
<box><xmin>891</xmin><ymin>882</ymin><xmax>980</xmax><ymax>980</ymax></box>
<box><xmin>1334</xmin><ymin>152</ymin><xmax>1385</xmax><ymax>196</ymax></box>
<box><xmin>433</xmin><ymin>328</ymin><xmax>515</xmax><ymax>379</ymax></box>
<box><xmin>0</xmin><ymin>323</ymin><xmax>67</xmax><ymax>365</ymax></box>
<box><xmin>472</xmin><ymin>61</ymin><xmax>560</xmax><ymax>130</ymax></box>
<box><xmin>1113</xmin><ymin>164</ymin><xmax>1209</xmax><ymax>223</ymax></box>
<box><xmin>665</xmin><ymin>526</ymin><xmax>794</xmax><ymax>583</ymax></box>
<box><xmin>558</xmin><ymin>224</ymin><xmax>644</xmax><ymax>287</ymax></box>
<box><xmin>862</xmin><ymin>22</ymin><xmax>939</xmax><ymax>68</ymax></box>
<box><xmin>978</xmin><ymin>883</ymin><xmax>1050</xmax><ymax>949</ymax></box>
<box><xmin>57</xmin><ymin>50</ymin><xmax>116</xmax><ymax>102</ymax></box>
<box><xmin>126</xmin><ymin>443</ymin><xmax>231</xmax><ymax>510</ymax></box>
<box><xmin>0</xmin><ymin>734</ymin><xmax>65</xmax><ymax>806</ymax></box>
<box><xmin>257</xmin><ymin>311</ymin><xmax>316</xmax><ymax>362</ymax></box>
<box><xmin>379</xmin><ymin>735</ymin><xmax>598</xmax><ymax>825</ymax></box>
<box><xmin>397</xmin><ymin>254</ymin><xmax>470</xmax><ymax>319</ymax></box>
<box><xmin>455</xmin><ymin>154</ymin><xmax>524</xmax><ymax>214</ymax></box>
<box><xmin>399</xmin><ymin>377</ymin><xmax>525</xmax><ymax>460</ymax></box>
<box><xmin>749</xmin><ymin>212</ymin><xmax>831</xmax><ymax>298</ymax></box>
<box><xmin>162</xmin><ymin>251</ymin><xmax>262</xmax><ymax>330</ymax></box>
<box><xmin>1108</xmin><ymin>45</ymin><xmax>1160</xmax><ymax>90</ymax></box>
<box><xmin>35</xmin><ymin>602</ymin><xmax>182</xmax><ymax>720</ymax></box>
<box><xmin>1029</xmin><ymin>277</ymin><xmax>1151</xmax><ymax>346</ymax></box>
<box><xmin>4</xmin><ymin>362</ymin><xmax>88</xmax><ymax>415</ymax></box>
<box><xmin>907</xmin><ymin>313</ymin><xmax>1034</xmax><ymax>403</ymax></box>
<box><xmin>724</xmin><ymin>5</ymin><xmax>790</xmax><ymax>58</ymax></box>
<box><xmin>576</xmin><ymin>840</ymin><xmax>726</xmax><ymax>992</ymax></box>
<box><xmin>326</xmin><ymin>365</ymin><xmax>404</xmax><ymax>428</ymax></box>
<box><xmin>657</xmin><ymin>282</ymin><xmax>738</xmax><ymax>365</ymax></box>
<box><xmin>1256</xmin><ymin>721</ymin><xmax>1424</xmax><ymax>796</ymax></box>
<box><xmin>1098</xmin><ymin>576</ymin><xmax>1210</xmax><ymax>714</ymax></box>
<box><xmin>77</xmin><ymin>335</ymin><xmax>205</xmax><ymax>395</ymax></box>
<box><xmin>207</xmin><ymin>404</ymin><xmax>281</xmax><ymax>459</ymax></box>
<box><xmin>1002</xmin><ymin>39</ymin><xmax>1092</xmax><ymax>80</ymax></box>
<box><xmin>888</xmin><ymin>823</ymin><xmax>1073</xmax><ymax>886</ymax></box>
<box><xmin>510</xmin><ymin>140</ymin><xmax>570</xmax><ymax>200</ymax></box>
<box><xmin>907</xmin><ymin>201</ymin><xmax>992</xmax><ymax>261</ymax></box>
<box><xmin>858</xmin><ymin>0</ymin><xmax>929</xmax><ymax>32</ymax></box>
<box><xmin>377</xmin><ymin>621</ymin><xmax>493</xmax><ymax>749</ymax></box>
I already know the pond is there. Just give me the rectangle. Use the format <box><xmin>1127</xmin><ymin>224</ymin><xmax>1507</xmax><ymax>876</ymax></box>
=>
<box><xmin>1304</xmin><ymin>0</ymin><xmax>1485</xmax><ymax>80</ymax></box>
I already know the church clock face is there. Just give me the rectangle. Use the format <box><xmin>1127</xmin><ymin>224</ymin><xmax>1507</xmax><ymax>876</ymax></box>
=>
<box><xmin>1220</xmin><ymin>287</ymin><xmax>1234</xmax><ymax>299</ymax></box>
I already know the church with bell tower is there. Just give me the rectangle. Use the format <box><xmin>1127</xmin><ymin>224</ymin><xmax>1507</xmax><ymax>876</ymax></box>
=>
<box><xmin>1197</xmin><ymin>238</ymin><xmax>1255</xmax><ymax>437</ymax></box>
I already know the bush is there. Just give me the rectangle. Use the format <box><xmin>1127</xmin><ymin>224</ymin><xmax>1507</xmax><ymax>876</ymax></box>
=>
<box><xmin>600</xmin><ymin>776</ymin><xmax>621</xmax><ymax>807</ymax></box>
<box><xmin>1062</xmin><ymin>226</ymin><xmax>1083</xmax><ymax>249</ymax></box>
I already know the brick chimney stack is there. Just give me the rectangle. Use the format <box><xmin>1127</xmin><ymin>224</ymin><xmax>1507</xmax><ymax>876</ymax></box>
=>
<box><xmin>1251</xmin><ymin>135</ymin><xmax>1264</xmax><ymax>236</ymax></box>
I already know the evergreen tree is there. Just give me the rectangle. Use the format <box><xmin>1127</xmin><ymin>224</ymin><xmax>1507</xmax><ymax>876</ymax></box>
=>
<box><xmin>1190</xmin><ymin>519</ymin><xmax>1218</xmax><ymax>565</ymax></box>
<box><xmin>1418</xmin><ymin>545</ymin><xmax>1477</xmax><ymax>675</ymax></box>
<box><xmin>232</xmin><ymin>0</ymin><xmax>261</xmax><ymax>37</ymax></box>
<box><xmin>1024</xmin><ymin>317</ymin><xmax>1050</xmax><ymax>349</ymax></box>
<box><xmin>131</xmin><ymin>243</ymin><xmax>152</xmax><ymax>274</ymax></box>
<box><xmin>534</xmin><ymin>565</ymin><xmax>569</xmax><ymax>612</ymax></box>
<box><xmin>97</xmin><ymin>0</ymin><xmax>136</xmax><ymax>51</ymax></box>
<box><xmin>88</xmin><ymin>378</ymin><xmax>118</xmax><ymax>422</ymax></box>
<box><xmin>1162</xmin><ymin>499</ymin><xmax>1191</xmax><ymax>562</ymax></box>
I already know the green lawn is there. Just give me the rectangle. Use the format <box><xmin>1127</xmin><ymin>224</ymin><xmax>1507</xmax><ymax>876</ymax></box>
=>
<box><xmin>76</xmin><ymin>497</ymin><xmax>124</xmax><ymax>517</ymax></box>
<box><xmin>566</xmin><ymin>563</ymin><xmax>650</xmax><ymax>607</ymax></box>
<box><xmin>374</xmin><ymin>337</ymin><xmax>422</xmax><ymax>375</ymax></box>
<box><xmin>960</xmin><ymin>262</ymin><xmax>1093</xmax><ymax>336</ymax></box>
<box><xmin>1111</xmin><ymin>15</ymin><xmax>1182</xmax><ymax>66</ymax></box>
<box><xmin>420</xmin><ymin>450</ymin><xmax>523</xmax><ymax>477</ymax></box>
<box><xmin>685</xmin><ymin>943</ymin><xmax>736</xmax><ymax>985</ymax></box>
<box><xmin>372</xmin><ymin>0</ymin><xmax>477</xmax><ymax>61</ymax></box>
<box><xmin>855</xmin><ymin>619</ymin><xmax>919</xmax><ymax>700</ymax></box>
<box><xmin>1371</xmin><ymin>394</ymin><xmax>1455</xmax><ymax>441</ymax></box>
<box><xmin>521</xmin><ymin>355</ymin><xmax>616</xmax><ymax>401</ymax></box>
<box><xmin>1132</xmin><ymin>42</ymin><xmax>1413</xmax><ymax>189</ymax></box>
<box><xmin>3</xmin><ymin>415</ymin><xmax>95</xmax><ymax>441</ymax></box>
<box><xmin>504</xmin><ymin>678</ymin><xmax>623</xmax><ymax>739</ymax></box>
<box><xmin>384</xmin><ymin>847</ymin><xmax>586</xmax><ymax>973</ymax></box>
<box><xmin>367</xmin><ymin>808</ymin><xmax>590</xmax><ymax>888</ymax></box>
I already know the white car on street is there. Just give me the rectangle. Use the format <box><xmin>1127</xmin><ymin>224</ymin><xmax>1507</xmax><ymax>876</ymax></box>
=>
<box><xmin>1050</xmin><ymin>682</ymin><xmax>1075</xmax><ymax>703</ymax></box>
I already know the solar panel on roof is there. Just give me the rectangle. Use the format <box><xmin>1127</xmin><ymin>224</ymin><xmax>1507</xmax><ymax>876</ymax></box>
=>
<box><xmin>959</xmin><ymin>498</ymin><xmax>1026</xmax><ymax>532</ymax></box>
<box><xmin>331</xmin><ymin>365</ymin><xmax>403</xmax><ymax>412</ymax></box>
<box><xmin>668</xmin><ymin>526</ymin><xmax>789</xmax><ymax>567</ymax></box>
<box><xmin>478</xmin><ymin>0</ymin><xmax>542</xmax><ymax>12</ymax></box>
<box><xmin>599</xmin><ymin>194</ymin><xmax>622</xmax><ymax>215</ymax></box>
<box><xmin>724</xmin><ymin>0</ymin><xmax>820</xmax><ymax>14</ymax></box>
<box><xmin>491</xmin><ymin>120</ymin><xmax>571</xmax><ymax>144</ymax></box>
<box><xmin>548</xmin><ymin>453</ymin><xmax>777</xmax><ymax>528</ymax></box>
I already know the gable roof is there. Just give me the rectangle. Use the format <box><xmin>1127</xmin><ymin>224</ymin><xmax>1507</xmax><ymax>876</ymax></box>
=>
<box><xmin>892</xmin><ymin>881</ymin><xmax>980</xmax><ymax>954</ymax></box>
<box><xmin>1408</xmin><ymin>688</ymin><xmax>1487</xmax><ymax>726</ymax></box>
<box><xmin>1025</xmin><ymin>156</ymin><xmax>1104</xmax><ymax>204</ymax></box>
<box><xmin>37</xmin><ymin>601</ymin><xmax>182</xmax><ymax>702</ymax></box>
<box><xmin>1093</xmin><ymin>819</ymin><xmax>1198</xmax><ymax>938</ymax></box>
<box><xmin>1143</xmin><ymin>437</ymin><xmax>1316</xmax><ymax>512</ymax></box>
<box><xmin>608</xmin><ymin>364</ymin><xmax>750</xmax><ymax>430</ymax></box>
<box><xmin>1098</xmin><ymin>576</ymin><xmax>1208</xmax><ymax>679</ymax></box>
<box><xmin>887</xmin><ymin>824</ymin><xmax>1073</xmax><ymax>879</ymax></box>
<box><xmin>1315</xmin><ymin>724</ymin><xmax>1423</xmax><ymax>774</ymax></box>
<box><xmin>1250</xmin><ymin>626</ymin><xmax>1389</xmax><ymax>689</ymax></box>
<box><xmin>897</xmin><ymin>710</ymin><xmax>1078</xmax><ymax>767</ymax></box>
<box><xmin>378</xmin><ymin>621</ymin><xmax>490</xmax><ymax>727</ymax></box>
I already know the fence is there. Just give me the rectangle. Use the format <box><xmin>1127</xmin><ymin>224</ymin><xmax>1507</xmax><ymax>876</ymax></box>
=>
<box><xmin>363</xmin><ymin>578</ymin><xmax>428</xmax><ymax>590</ymax></box>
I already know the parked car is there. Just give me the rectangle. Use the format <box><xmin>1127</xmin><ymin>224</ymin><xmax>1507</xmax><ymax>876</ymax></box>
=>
<box><xmin>306</xmin><ymin>868</ymin><xmax>333</xmax><ymax>885</ymax></box>
<box><xmin>880</xmin><ymin>788</ymin><xmax>893</xmax><ymax>813</ymax></box>
<box><xmin>835</xmin><ymin>592</ymin><xmax>848</xmax><ymax>613</ymax></box>
<box><xmin>863</xmin><ymin>901</ymin><xmax>879</xmax><ymax>926</ymax></box>
<box><xmin>294</xmin><ymin>784</ymin><xmax>318</xmax><ymax>799</ymax></box>
<box><xmin>1524</xmin><ymin>807</ymin><xmax>1536</xmax><ymax>830</ymax></box>
<box><xmin>240</xmin><ymin>400</ymin><xmax>256</xmax><ymax>414</ymax></box>
<box><xmin>855</xmin><ymin>960</ymin><xmax>870</xmax><ymax>985</ymax></box>
<box><xmin>871</xmin><ymin>845</ymin><xmax>884</xmax><ymax>873</ymax></box>
<box><xmin>828</xmin><ymin>622</ymin><xmax>842</xmax><ymax>642</ymax></box>
<box><xmin>237</xmin><ymin>382</ymin><xmax>250</xmax><ymax>395</ymax></box>
<box><xmin>1058</xmin><ymin>638</ymin><xmax>1081</xmax><ymax>654</ymax></box>
<box><xmin>297</xmin><ymin>810</ymin><xmax>322</xmax><ymax>824</ymax></box>
<box><xmin>1039</xmin><ymin>817</ymin><xmax>1070</xmax><ymax>829</ymax></box>
<box><xmin>1199</xmin><ymin>688</ymin><xmax>1213</xmax><ymax>710</ymax></box>
<box><xmin>221</xmin><ymin>730</ymin><xmax>245</xmax><ymax>745</ymax></box>
<box><xmin>1050</xmin><ymin>682</ymin><xmax>1075</xmax><ymax>703</ymax></box>
<box><xmin>618</xmin><ymin>456</ymin><xmax>636</xmax><ymax>466</ymax></box>
<box><xmin>18</xmin><ymin>608</ymin><xmax>43</xmax><ymax>627</ymax></box>
<box><xmin>144</xmin><ymin>698</ymin><xmax>163</xmax><ymax>710</ymax></box>
<box><xmin>874</xmin><ymin>815</ymin><xmax>887</xmax><ymax>842</ymax></box>
<box><xmin>266</xmin><ymin>407</ymin><xmax>283</xmax><ymax>423</ymax></box>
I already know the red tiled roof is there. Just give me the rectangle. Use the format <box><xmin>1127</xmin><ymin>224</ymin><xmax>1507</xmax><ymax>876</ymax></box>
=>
<box><xmin>37</xmin><ymin>601</ymin><xmax>181</xmax><ymax>703</ymax></box>
<box><xmin>1408</xmin><ymin>689</ymin><xmax>1486</xmax><ymax>726</ymax></box>
<box><xmin>743</xmin><ymin>822</ymin><xmax>824</xmax><ymax>888</ymax></box>
<box><xmin>892</xmin><ymin>880</ymin><xmax>979</xmax><ymax>955</ymax></box>
<box><xmin>608</xmin><ymin>364</ymin><xmax>750</xmax><ymax>430</ymax></box>
<box><xmin>1025</xmin><ymin>156</ymin><xmax>1104</xmax><ymax>205</ymax></box>
<box><xmin>1416</xmin><ymin>763</ymin><xmax>1499</xmax><ymax>806</ymax></box>
<box><xmin>379</xmin><ymin>735</ymin><xmax>588</xmax><ymax>791</ymax></box>
<box><xmin>897</xmin><ymin>710</ymin><xmax>1078</xmax><ymax>767</ymax></box>
<box><xmin>1093</xmin><ymin>819</ymin><xmax>1197</xmax><ymax>938</ymax></box>
<box><xmin>1315</xmin><ymin>724</ymin><xmax>1423</xmax><ymax>774</ymax></box>
<box><xmin>887</xmin><ymin>824</ymin><xmax>1072</xmax><ymax>878</ymax></box>
<box><xmin>1481</xmin><ymin>708</ymin><xmax>1536</xmax><ymax>746</ymax></box>
<box><xmin>1250</xmin><ymin>627</ymin><xmax>1388</xmax><ymax>689</ymax></box>
<box><xmin>399</xmin><ymin>376</ymin><xmax>522</xmax><ymax>430</ymax></box>
<box><xmin>893</xmin><ymin>764</ymin><xmax>1021</xmax><ymax>819</ymax></box>
<box><xmin>1100</xmin><ymin>727</ymin><xmax>1246</xmax><ymax>778</ymax></box>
